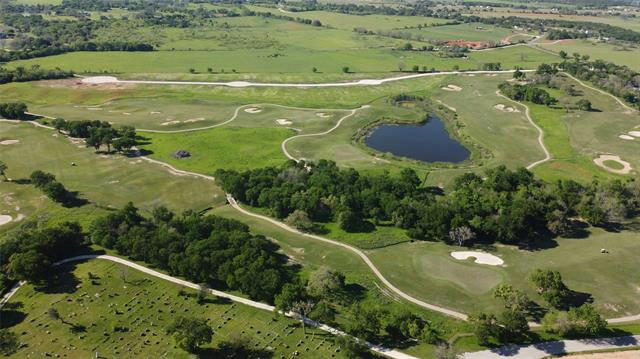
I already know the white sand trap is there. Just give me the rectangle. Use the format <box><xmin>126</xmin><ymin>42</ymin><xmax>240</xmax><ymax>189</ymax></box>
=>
<box><xmin>150</xmin><ymin>111</ymin><xmax>161</xmax><ymax>115</ymax></box>
<box><xmin>161</xmin><ymin>120</ymin><xmax>181</xmax><ymax>126</ymax></box>
<box><xmin>316</xmin><ymin>112</ymin><xmax>332</xmax><ymax>118</ymax></box>
<box><xmin>441</xmin><ymin>84</ymin><xmax>463</xmax><ymax>92</ymax></box>
<box><xmin>628</xmin><ymin>131</ymin><xmax>640</xmax><ymax>137</ymax></box>
<box><xmin>87</xmin><ymin>107</ymin><xmax>102</xmax><ymax>111</ymax></box>
<box><xmin>122</xmin><ymin>112</ymin><xmax>131</xmax><ymax>116</ymax></box>
<box><xmin>593</xmin><ymin>154</ymin><xmax>632</xmax><ymax>175</ymax></box>
<box><xmin>82</xmin><ymin>76</ymin><xmax>118</xmax><ymax>84</ymax></box>
<box><xmin>244</xmin><ymin>107</ymin><xmax>262</xmax><ymax>114</ymax></box>
<box><xmin>276</xmin><ymin>119</ymin><xmax>293</xmax><ymax>125</ymax></box>
<box><xmin>466</xmin><ymin>74</ymin><xmax>476</xmax><ymax>77</ymax></box>
<box><xmin>184</xmin><ymin>117</ymin><xmax>205</xmax><ymax>123</ymax></box>
<box><xmin>619</xmin><ymin>135</ymin><xmax>635</xmax><ymax>140</ymax></box>
<box><xmin>451</xmin><ymin>251</ymin><xmax>504</xmax><ymax>266</ymax></box>
<box><xmin>0</xmin><ymin>215</ymin><xmax>12</xmax><ymax>226</ymax></box>
<box><xmin>0</xmin><ymin>140</ymin><xmax>20</xmax><ymax>145</ymax></box>
<box><xmin>494</xmin><ymin>104</ymin><xmax>518</xmax><ymax>113</ymax></box>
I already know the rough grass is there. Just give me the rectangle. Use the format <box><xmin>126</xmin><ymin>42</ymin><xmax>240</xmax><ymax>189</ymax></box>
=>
<box><xmin>2</xmin><ymin>259</ymin><xmax>349</xmax><ymax>358</ymax></box>
<box><xmin>535</xmin><ymin>39</ymin><xmax>640</xmax><ymax>71</ymax></box>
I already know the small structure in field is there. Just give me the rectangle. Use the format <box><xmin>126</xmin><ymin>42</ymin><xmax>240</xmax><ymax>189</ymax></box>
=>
<box><xmin>172</xmin><ymin>150</ymin><xmax>191</xmax><ymax>159</ymax></box>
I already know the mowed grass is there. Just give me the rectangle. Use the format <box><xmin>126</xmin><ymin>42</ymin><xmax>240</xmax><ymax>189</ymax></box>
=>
<box><xmin>367</xmin><ymin>227</ymin><xmax>640</xmax><ymax>317</ymax></box>
<box><xmin>3</xmin><ymin>259</ymin><xmax>349</xmax><ymax>359</ymax></box>
<box><xmin>6</xmin><ymin>45</ymin><xmax>557</xmax><ymax>75</ymax></box>
<box><xmin>0</xmin><ymin>123</ymin><xmax>224</xmax><ymax>235</ymax></box>
<box><xmin>401</xmin><ymin>23</ymin><xmax>517</xmax><ymax>42</ymax></box>
<box><xmin>535</xmin><ymin>39</ymin><xmax>640</xmax><ymax>71</ymax></box>
<box><xmin>141</xmin><ymin>127</ymin><xmax>292</xmax><ymax>173</ymax></box>
<box><xmin>31</xmin><ymin>97</ymin><xmax>241</xmax><ymax>131</ymax></box>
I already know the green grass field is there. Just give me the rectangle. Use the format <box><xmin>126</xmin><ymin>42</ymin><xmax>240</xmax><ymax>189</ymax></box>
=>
<box><xmin>3</xmin><ymin>259</ymin><xmax>350</xmax><ymax>358</ymax></box>
<box><xmin>535</xmin><ymin>39</ymin><xmax>640</xmax><ymax>71</ymax></box>
<box><xmin>6</xmin><ymin>45</ymin><xmax>557</xmax><ymax>75</ymax></box>
<box><xmin>0</xmin><ymin>123</ymin><xmax>224</xmax><ymax>235</ymax></box>
<box><xmin>400</xmin><ymin>23</ymin><xmax>518</xmax><ymax>43</ymax></box>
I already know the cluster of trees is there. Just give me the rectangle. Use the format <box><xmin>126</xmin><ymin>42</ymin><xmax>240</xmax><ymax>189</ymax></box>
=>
<box><xmin>30</xmin><ymin>170</ymin><xmax>71</xmax><ymax>204</ymax></box>
<box><xmin>52</xmin><ymin>119</ymin><xmax>137</xmax><ymax>153</ymax></box>
<box><xmin>481</xmin><ymin>62</ymin><xmax>501</xmax><ymax>71</ymax></box>
<box><xmin>0</xmin><ymin>221</ymin><xmax>85</xmax><ymax>293</ymax></box>
<box><xmin>274</xmin><ymin>266</ymin><xmax>439</xmax><ymax>348</ymax></box>
<box><xmin>547</xmin><ymin>29</ymin><xmax>588</xmax><ymax>40</ymax></box>
<box><xmin>498</xmin><ymin>82</ymin><xmax>557</xmax><ymax>106</ymax></box>
<box><xmin>0</xmin><ymin>102</ymin><xmax>27</xmax><ymax>119</ymax></box>
<box><xmin>89</xmin><ymin>203</ymin><xmax>291</xmax><ymax>303</ymax></box>
<box><xmin>472</xmin><ymin>269</ymin><xmax>606</xmax><ymax>345</ymax></box>
<box><xmin>466</xmin><ymin>15</ymin><xmax>640</xmax><ymax>43</ymax></box>
<box><xmin>217</xmin><ymin>161</ymin><xmax>640</xmax><ymax>247</ymax></box>
<box><xmin>555</xmin><ymin>55</ymin><xmax>640</xmax><ymax>109</ymax></box>
<box><xmin>0</xmin><ymin>65</ymin><xmax>73</xmax><ymax>85</ymax></box>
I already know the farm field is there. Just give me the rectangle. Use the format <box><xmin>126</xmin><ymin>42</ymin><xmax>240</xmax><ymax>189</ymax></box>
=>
<box><xmin>399</xmin><ymin>23</ymin><xmax>522</xmax><ymax>43</ymax></box>
<box><xmin>465</xmin><ymin>11</ymin><xmax>640</xmax><ymax>32</ymax></box>
<box><xmin>6</xmin><ymin>45</ymin><xmax>558</xmax><ymax>76</ymax></box>
<box><xmin>2</xmin><ymin>259</ymin><xmax>351</xmax><ymax>358</ymax></box>
<box><xmin>534</xmin><ymin>39</ymin><xmax>640</xmax><ymax>71</ymax></box>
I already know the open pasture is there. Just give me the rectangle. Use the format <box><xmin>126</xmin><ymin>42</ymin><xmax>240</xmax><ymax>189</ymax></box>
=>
<box><xmin>246</xmin><ymin>5</ymin><xmax>448</xmax><ymax>30</ymax></box>
<box><xmin>5</xmin><ymin>44</ymin><xmax>557</xmax><ymax>76</ymax></box>
<box><xmin>2</xmin><ymin>259</ymin><xmax>349</xmax><ymax>358</ymax></box>
<box><xmin>535</xmin><ymin>39</ymin><xmax>640</xmax><ymax>71</ymax></box>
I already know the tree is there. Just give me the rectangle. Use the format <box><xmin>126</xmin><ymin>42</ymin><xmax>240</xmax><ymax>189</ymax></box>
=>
<box><xmin>529</xmin><ymin>269</ymin><xmax>569</xmax><ymax>309</ymax></box>
<box><xmin>338</xmin><ymin>209</ymin><xmax>360</xmax><ymax>232</ymax></box>
<box><xmin>0</xmin><ymin>160</ymin><xmax>7</xmax><ymax>181</ymax></box>
<box><xmin>42</xmin><ymin>181</ymin><xmax>68</xmax><ymax>203</ymax></box>
<box><xmin>402</xmin><ymin>42</ymin><xmax>413</xmax><ymax>51</ymax></box>
<box><xmin>493</xmin><ymin>284</ymin><xmax>533</xmax><ymax>313</ymax></box>
<box><xmin>342</xmin><ymin>66</ymin><xmax>350</xmax><ymax>73</ymax></box>
<box><xmin>312</xmin><ymin>67</ymin><xmax>317</xmax><ymax>73</ymax></box>
<box><xmin>567</xmin><ymin>303</ymin><xmax>607</xmax><ymax>336</ymax></box>
<box><xmin>52</xmin><ymin>118</ymin><xmax>67</xmax><ymax>132</ymax></box>
<box><xmin>188</xmin><ymin>68</ymin><xmax>196</xmax><ymax>74</ymax></box>
<box><xmin>48</xmin><ymin>307</ymin><xmax>62</xmax><ymax>322</ymax></box>
<box><xmin>469</xmin><ymin>312</ymin><xmax>499</xmax><ymax>346</ymax></box>
<box><xmin>576</xmin><ymin>99</ymin><xmax>592</xmax><ymax>111</ymax></box>
<box><xmin>308</xmin><ymin>300</ymin><xmax>336</xmax><ymax>324</ymax></box>
<box><xmin>7</xmin><ymin>250</ymin><xmax>51</xmax><ymax>283</ymax></box>
<box><xmin>306</xmin><ymin>267</ymin><xmax>345</xmax><ymax>299</ymax></box>
<box><xmin>285</xmin><ymin>210</ymin><xmax>315</xmax><ymax>233</ymax></box>
<box><xmin>336</xmin><ymin>336</ymin><xmax>370</xmax><ymax>359</ymax></box>
<box><xmin>275</xmin><ymin>282</ymin><xmax>307</xmax><ymax>314</ymax></box>
<box><xmin>513</xmin><ymin>68</ymin><xmax>525</xmax><ymax>80</ymax></box>
<box><xmin>0</xmin><ymin>329</ymin><xmax>19</xmax><ymax>356</ymax></box>
<box><xmin>347</xmin><ymin>304</ymin><xmax>383</xmax><ymax>341</ymax></box>
<box><xmin>166</xmin><ymin>316</ymin><xmax>213</xmax><ymax>353</ymax></box>
<box><xmin>30</xmin><ymin>170</ymin><xmax>55</xmax><ymax>188</ymax></box>
<box><xmin>448</xmin><ymin>226</ymin><xmax>475</xmax><ymax>246</ymax></box>
<box><xmin>291</xmin><ymin>300</ymin><xmax>315</xmax><ymax>333</ymax></box>
<box><xmin>559</xmin><ymin>50</ymin><xmax>568</xmax><ymax>60</ymax></box>
<box><xmin>499</xmin><ymin>308</ymin><xmax>529</xmax><ymax>341</ymax></box>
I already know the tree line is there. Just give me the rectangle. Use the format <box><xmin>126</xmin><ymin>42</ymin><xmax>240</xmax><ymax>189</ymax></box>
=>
<box><xmin>216</xmin><ymin>160</ymin><xmax>640</xmax><ymax>247</ymax></box>
<box><xmin>89</xmin><ymin>203</ymin><xmax>292</xmax><ymax>303</ymax></box>
<box><xmin>0</xmin><ymin>65</ymin><xmax>73</xmax><ymax>85</ymax></box>
<box><xmin>0</xmin><ymin>102</ymin><xmax>27</xmax><ymax>119</ymax></box>
<box><xmin>52</xmin><ymin>119</ymin><xmax>137</xmax><ymax>153</ymax></box>
<box><xmin>498</xmin><ymin>82</ymin><xmax>557</xmax><ymax>106</ymax></box>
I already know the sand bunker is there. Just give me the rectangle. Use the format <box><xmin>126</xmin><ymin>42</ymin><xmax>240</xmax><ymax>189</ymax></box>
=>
<box><xmin>0</xmin><ymin>140</ymin><xmax>20</xmax><ymax>145</ymax></box>
<box><xmin>276</xmin><ymin>119</ymin><xmax>293</xmax><ymax>125</ymax></box>
<box><xmin>494</xmin><ymin>104</ymin><xmax>519</xmax><ymax>113</ymax></box>
<box><xmin>619</xmin><ymin>135</ymin><xmax>635</xmax><ymax>140</ymax></box>
<box><xmin>150</xmin><ymin>111</ymin><xmax>161</xmax><ymax>115</ymax></box>
<box><xmin>316</xmin><ymin>112</ymin><xmax>332</xmax><ymax>118</ymax></box>
<box><xmin>0</xmin><ymin>215</ymin><xmax>12</xmax><ymax>226</ymax></box>
<box><xmin>441</xmin><ymin>84</ymin><xmax>463</xmax><ymax>92</ymax></box>
<box><xmin>184</xmin><ymin>118</ymin><xmax>205</xmax><ymax>123</ymax></box>
<box><xmin>593</xmin><ymin>154</ymin><xmax>632</xmax><ymax>175</ymax></box>
<box><xmin>122</xmin><ymin>112</ymin><xmax>131</xmax><ymax>115</ymax></box>
<box><xmin>244</xmin><ymin>107</ymin><xmax>262</xmax><ymax>114</ymax></box>
<box><xmin>87</xmin><ymin>107</ymin><xmax>102</xmax><ymax>111</ymax></box>
<box><xmin>81</xmin><ymin>76</ymin><xmax>118</xmax><ymax>84</ymax></box>
<box><xmin>628</xmin><ymin>131</ymin><xmax>640</xmax><ymax>137</ymax></box>
<box><xmin>451</xmin><ymin>251</ymin><xmax>504</xmax><ymax>266</ymax></box>
<box><xmin>161</xmin><ymin>120</ymin><xmax>181</xmax><ymax>126</ymax></box>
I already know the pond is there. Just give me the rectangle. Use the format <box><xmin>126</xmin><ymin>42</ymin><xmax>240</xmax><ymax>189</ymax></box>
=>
<box><xmin>364</xmin><ymin>116</ymin><xmax>470</xmax><ymax>163</ymax></box>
